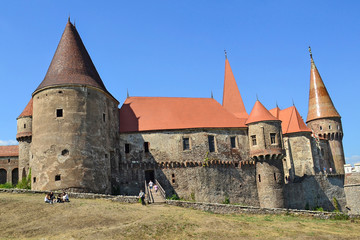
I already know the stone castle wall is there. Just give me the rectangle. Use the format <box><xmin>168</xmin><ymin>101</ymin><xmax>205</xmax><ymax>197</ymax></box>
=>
<box><xmin>284</xmin><ymin>174</ymin><xmax>346</xmax><ymax>211</ymax></box>
<box><xmin>344</xmin><ymin>171</ymin><xmax>360</xmax><ymax>214</ymax></box>
<box><xmin>31</xmin><ymin>86</ymin><xmax>119</xmax><ymax>194</ymax></box>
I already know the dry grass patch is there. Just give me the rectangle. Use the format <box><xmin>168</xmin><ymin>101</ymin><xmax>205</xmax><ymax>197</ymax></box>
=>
<box><xmin>0</xmin><ymin>193</ymin><xmax>359</xmax><ymax>239</ymax></box>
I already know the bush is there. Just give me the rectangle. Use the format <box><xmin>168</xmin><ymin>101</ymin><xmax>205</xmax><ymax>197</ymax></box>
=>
<box><xmin>331</xmin><ymin>213</ymin><xmax>349</xmax><ymax>220</ymax></box>
<box><xmin>15</xmin><ymin>168</ymin><xmax>31</xmax><ymax>189</ymax></box>
<box><xmin>333</xmin><ymin>197</ymin><xmax>340</xmax><ymax>212</ymax></box>
<box><xmin>0</xmin><ymin>182</ymin><xmax>14</xmax><ymax>189</ymax></box>
<box><xmin>313</xmin><ymin>206</ymin><xmax>324</xmax><ymax>212</ymax></box>
<box><xmin>222</xmin><ymin>196</ymin><xmax>230</xmax><ymax>204</ymax></box>
<box><xmin>167</xmin><ymin>194</ymin><xmax>180</xmax><ymax>200</ymax></box>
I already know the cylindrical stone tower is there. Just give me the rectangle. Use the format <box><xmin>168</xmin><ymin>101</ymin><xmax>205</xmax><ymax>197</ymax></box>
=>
<box><xmin>306</xmin><ymin>48</ymin><xmax>345</xmax><ymax>174</ymax></box>
<box><xmin>30</xmin><ymin>20</ymin><xmax>119</xmax><ymax>194</ymax></box>
<box><xmin>246</xmin><ymin>100</ymin><xmax>285</xmax><ymax>208</ymax></box>
<box><xmin>16</xmin><ymin>99</ymin><xmax>33</xmax><ymax>181</ymax></box>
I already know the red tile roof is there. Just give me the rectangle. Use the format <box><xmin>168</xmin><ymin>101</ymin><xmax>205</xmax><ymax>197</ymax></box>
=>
<box><xmin>0</xmin><ymin>145</ymin><xmax>19</xmax><ymax>157</ymax></box>
<box><xmin>307</xmin><ymin>57</ymin><xmax>340</xmax><ymax>122</ymax></box>
<box><xmin>17</xmin><ymin>99</ymin><xmax>33</xmax><ymax>119</ymax></box>
<box><xmin>33</xmin><ymin>20</ymin><xmax>114</xmax><ymax>100</ymax></box>
<box><xmin>272</xmin><ymin>106</ymin><xmax>311</xmax><ymax>134</ymax></box>
<box><xmin>245</xmin><ymin>100</ymin><xmax>279</xmax><ymax>125</ymax></box>
<box><xmin>222</xmin><ymin>58</ymin><xmax>248</xmax><ymax>118</ymax></box>
<box><xmin>119</xmin><ymin>97</ymin><xmax>247</xmax><ymax>133</ymax></box>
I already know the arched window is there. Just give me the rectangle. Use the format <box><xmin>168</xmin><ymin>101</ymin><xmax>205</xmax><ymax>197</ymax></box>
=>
<box><xmin>12</xmin><ymin>168</ymin><xmax>18</xmax><ymax>185</ymax></box>
<box><xmin>0</xmin><ymin>169</ymin><xmax>7</xmax><ymax>184</ymax></box>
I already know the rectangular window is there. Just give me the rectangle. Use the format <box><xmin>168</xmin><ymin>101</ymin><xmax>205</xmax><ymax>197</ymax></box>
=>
<box><xmin>144</xmin><ymin>142</ymin><xmax>149</xmax><ymax>153</ymax></box>
<box><xmin>183</xmin><ymin>137</ymin><xmax>190</xmax><ymax>150</ymax></box>
<box><xmin>251</xmin><ymin>135</ymin><xmax>257</xmax><ymax>146</ymax></box>
<box><xmin>56</xmin><ymin>109</ymin><xmax>63</xmax><ymax>117</ymax></box>
<box><xmin>24</xmin><ymin>124</ymin><xmax>26</xmax><ymax>129</ymax></box>
<box><xmin>55</xmin><ymin>175</ymin><xmax>61</xmax><ymax>181</ymax></box>
<box><xmin>208</xmin><ymin>135</ymin><xmax>215</xmax><ymax>152</ymax></box>
<box><xmin>270</xmin><ymin>133</ymin><xmax>276</xmax><ymax>144</ymax></box>
<box><xmin>33</xmin><ymin>177</ymin><xmax>36</xmax><ymax>183</ymax></box>
<box><xmin>230</xmin><ymin>136</ymin><xmax>236</xmax><ymax>148</ymax></box>
<box><xmin>103</xmin><ymin>113</ymin><xmax>106</xmax><ymax>122</ymax></box>
<box><xmin>125</xmin><ymin>144</ymin><xmax>130</xmax><ymax>153</ymax></box>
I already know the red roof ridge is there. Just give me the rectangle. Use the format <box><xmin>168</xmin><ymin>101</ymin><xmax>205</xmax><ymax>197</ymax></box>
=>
<box><xmin>246</xmin><ymin>100</ymin><xmax>279</xmax><ymax>125</ymax></box>
<box><xmin>17</xmin><ymin>99</ymin><xmax>33</xmax><ymax>119</ymax></box>
<box><xmin>222</xmin><ymin>58</ymin><xmax>248</xmax><ymax>118</ymax></box>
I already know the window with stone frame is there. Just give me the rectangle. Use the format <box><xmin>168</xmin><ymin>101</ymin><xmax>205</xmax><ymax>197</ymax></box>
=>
<box><xmin>251</xmin><ymin>135</ymin><xmax>257</xmax><ymax>146</ymax></box>
<box><xmin>125</xmin><ymin>144</ymin><xmax>130</xmax><ymax>153</ymax></box>
<box><xmin>183</xmin><ymin>137</ymin><xmax>190</xmax><ymax>151</ymax></box>
<box><xmin>208</xmin><ymin>135</ymin><xmax>216</xmax><ymax>152</ymax></box>
<box><xmin>270</xmin><ymin>133</ymin><xmax>276</xmax><ymax>145</ymax></box>
<box><xmin>230</xmin><ymin>136</ymin><xmax>236</xmax><ymax>148</ymax></box>
<box><xmin>56</xmin><ymin>109</ymin><xmax>63</xmax><ymax>118</ymax></box>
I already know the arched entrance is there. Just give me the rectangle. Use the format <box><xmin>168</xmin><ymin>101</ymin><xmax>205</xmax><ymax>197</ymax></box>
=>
<box><xmin>0</xmin><ymin>169</ymin><xmax>7</xmax><ymax>184</ymax></box>
<box><xmin>12</xmin><ymin>168</ymin><xmax>18</xmax><ymax>185</ymax></box>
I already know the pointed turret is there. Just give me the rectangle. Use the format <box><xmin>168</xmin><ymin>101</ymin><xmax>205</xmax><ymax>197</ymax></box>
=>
<box><xmin>306</xmin><ymin>47</ymin><xmax>340</xmax><ymax>123</ymax></box>
<box><xmin>306</xmin><ymin>47</ymin><xmax>345</xmax><ymax>174</ymax></box>
<box><xmin>246</xmin><ymin>101</ymin><xmax>278</xmax><ymax>125</ymax></box>
<box><xmin>33</xmin><ymin>20</ymin><xmax>109</xmax><ymax>96</ymax></box>
<box><xmin>222</xmin><ymin>53</ymin><xmax>248</xmax><ymax>119</ymax></box>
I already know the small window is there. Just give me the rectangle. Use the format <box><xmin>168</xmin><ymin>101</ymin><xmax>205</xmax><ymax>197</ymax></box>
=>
<box><xmin>329</xmin><ymin>125</ymin><xmax>331</xmax><ymax>130</ymax></box>
<box><xmin>251</xmin><ymin>135</ymin><xmax>257</xmax><ymax>146</ymax></box>
<box><xmin>270</xmin><ymin>133</ymin><xmax>276</xmax><ymax>144</ymax></box>
<box><xmin>321</xmin><ymin>148</ymin><xmax>324</xmax><ymax>156</ymax></box>
<box><xmin>258</xmin><ymin>174</ymin><xmax>261</xmax><ymax>182</ymax></box>
<box><xmin>61</xmin><ymin>149</ymin><xmax>69</xmax><ymax>156</ymax></box>
<box><xmin>172</xmin><ymin>173</ymin><xmax>175</xmax><ymax>178</ymax></box>
<box><xmin>144</xmin><ymin>142</ymin><xmax>149</xmax><ymax>153</ymax></box>
<box><xmin>24</xmin><ymin>124</ymin><xmax>26</xmax><ymax>129</ymax></box>
<box><xmin>337</xmin><ymin>125</ymin><xmax>340</xmax><ymax>130</ymax></box>
<box><xmin>58</xmin><ymin>91</ymin><xmax>63</xmax><ymax>94</ymax></box>
<box><xmin>320</xmin><ymin>126</ymin><xmax>323</xmax><ymax>131</ymax></box>
<box><xmin>172</xmin><ymin>179</ymin><xmax>176</xmax><ymax>184</ymax></box>
<box><xmin>8</xmin><ymin>159</ymin><xmax>10</xmax><ymax>163</ymax></box>
<box><xmin>55</xmin><ymin>175</ymin><xmax>61</xmax><ymax>181</ymax></box>
<box><xmin>125</xmin><ymin>144</ymin><xmax>130</xmax><ymax>153</ymax></box>
<box><xmin>274</xmin><ymin>173</ymin><xmax>277</xmax><ymax>181</ymax></box>
<box><xmin>105</xmin><ymin>154</ymin><xmax>108</xmax><ymax>158</ymax></box>
<box><xmin>33</xmin><ymin>177</ymin><xmax>36</xmax><ymax>183</ymax></box>
<box><xmin>230</xmin><ymin>136</ymin><xmax>236</xmax><ymax>148</ymax></box>
<box><xmin>103</xmin><ymin>113</ymin><xmax>106</xmax><ymax>122</ymax></box>
<box><xmin>183</xmin><ymin>138</ymin><xmax>190</xmax><ymax>150</ymax></box>
<box><xmin>208</xmin><ymin>135</ymin><xmax>215</xmax><ymax>152</ymax></box>
<box><xmin>56</xmin><ymin>109</ymin><xmax>63</xmax><ymax>117</ymax></box>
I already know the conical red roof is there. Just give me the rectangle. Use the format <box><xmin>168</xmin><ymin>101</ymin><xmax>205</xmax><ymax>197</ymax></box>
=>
<box><xmin>17</xmin><ymin>99</ymin><xmax>33</xmax><ymax>119</ymax></box>
<box><xmin>306</xmin><ymin>57</ymin><xmax>340</xmax><ymax>122</ymax></box>
<box><xmin>269</xmin><ymin>106</ymin><xmax>280</xmax><ymax>119</ymax></box>
<box><xmin>245</xmin><ymin>100</ymin><xmax>279</xmax><ymax>125</ymax></box>
<box><xmin>33</xmin><ymin>20</ymin><xmax>109</xmax><ymax>95</ymax></box>
<box><xmin>279</xmin><ymin>106</ymin><xmax>311</xmax><ymax>134</ymax></box>
<box><xmin>222</xmin><ymin>58</ymin><xmax>248</xmax><ymax>118</ymax></box>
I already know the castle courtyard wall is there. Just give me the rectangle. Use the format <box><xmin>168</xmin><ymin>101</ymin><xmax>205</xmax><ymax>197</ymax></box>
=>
<box><xmin>344</xmin><ymin>172</ymin><xmax>360</xmax><ymax>214</ymax></box>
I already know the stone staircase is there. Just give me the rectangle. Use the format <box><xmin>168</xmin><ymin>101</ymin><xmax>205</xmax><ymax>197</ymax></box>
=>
<box><xmin>149</xmin><ymin>188</ymin><xmax>166</xmax><ymax>204</ymax></box>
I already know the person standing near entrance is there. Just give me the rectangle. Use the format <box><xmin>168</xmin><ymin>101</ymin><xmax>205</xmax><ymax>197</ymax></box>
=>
<box><xmin>149</xmin><ymin>180</ymin><xmax>154</xmax><ymax>190</ymax></box>
<box><xmin>139</xmin><ymin>190</ymin><xmax>145</xmax><ymax>205</ymax></box>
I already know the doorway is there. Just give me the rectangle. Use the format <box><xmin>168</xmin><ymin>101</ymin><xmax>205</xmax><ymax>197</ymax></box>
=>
<box><xmin>145</xmin><ymin>170</ymin><xmax>155</xmax><ymax>183</ymax></box>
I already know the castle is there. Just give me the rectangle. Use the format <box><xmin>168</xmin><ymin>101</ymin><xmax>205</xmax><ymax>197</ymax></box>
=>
<box><xmin>1</xmin><ymin>19</ymin><xmax>358</xmax><ymax>212</ymax></box>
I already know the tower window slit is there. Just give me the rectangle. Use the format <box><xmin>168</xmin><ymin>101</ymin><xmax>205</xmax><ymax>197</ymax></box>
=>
<box><xmin>274</xmin><ymin>173</ymin><xmax>276</xmax><ymax>181</ymax></box>
<box><xmin>125</xmin><ymin>144</ymin><xmax>130</xmax><ymax>153</ymax></box>
<box><xmin>258</xmin><ymin>174</ymin><xmax>261</xmax><ymax>182</ymax></box>
<box><xmin>144</xmin><ymin>142</ymin><xmax>149</xmax><ymax>153</ymax></box>
<box><xmin>230</xmin><ymin>136</ymin><xmax>236</xmax><ymax>148</ymax></box>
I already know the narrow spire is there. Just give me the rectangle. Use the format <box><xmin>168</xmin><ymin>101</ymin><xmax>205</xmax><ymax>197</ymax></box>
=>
<box><xmin>211</xmin><ymin>91</ymin><xmax>213</xmax><ymax>99</ymax></box>
<box><xmin>68</xmin><ymin>15</ymin><xmax>70</xmax><ymax>23</ymax></box>
<box><xmin>292</xmin><ymin>98</ymin><xmax>295</xmax><ymax>106</ymax></box>
<box><xmin>276</xmin><ymin>101</ymin><xmax>278</xmax><ymax>108</ymax></box>
<box><xmin>127</xmin><ymin>89</ymin><xmax>129</xmax><ymax>98</ymax></box>
<box><xmin>306</xmin><ymin>49</ymin><xmax>340</xmax><ymax>122</ymax></box>
<box><xmin>222</xmin><ymin>56</ymin><xmax>248</xmax><ymax>118</ymax></box>
<box><xmin>256</xmin><ymin>94</ymin><xmax>259</xmax><ymax>101</ymax></box>
<box><xmin>224</xmin><ymin>49</ymin><xmax>227</xmax><ymax>59</ymax></box>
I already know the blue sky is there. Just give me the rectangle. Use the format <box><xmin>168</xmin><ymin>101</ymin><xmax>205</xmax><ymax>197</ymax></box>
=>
<box><xmin>1</xmin><ymin>1</ymin><xmax>359</xmax><ymax>165</ymax></box>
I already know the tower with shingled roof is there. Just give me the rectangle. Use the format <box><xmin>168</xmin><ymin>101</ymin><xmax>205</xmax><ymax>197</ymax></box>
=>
<box><xmin>30</xmin><ymin>19</ymin><xmax>120</xmax><ymax>194</ymax></box>
<box><xmin>306</xmin><ymin>47</ymin><xmax>345</xmax><ymax>174</ymax></box>
<box><xmin>245</xmin><ymin>100</ymin><xmax>285</xmax><ymax>208</ymax></box>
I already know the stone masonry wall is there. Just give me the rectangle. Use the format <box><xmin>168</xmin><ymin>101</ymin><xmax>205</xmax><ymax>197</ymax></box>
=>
<box><xmin>283</xmin><ymin>133</ymin><xmax>315</xmax><ymax>179</ymax></box>
<box><xmin>31</xmin><ymin>87</ymin><xmax>119</xmax><ymax>194</ymax></box>
<box><xmin>344</xmin><ymin>172</ymin><xmax>360</xmax><ymax>214</ymax></box>
<box><xmin>284</xmin><ymin>174</ymin><xmax>346</xmax><ymax>211</ymax></box>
